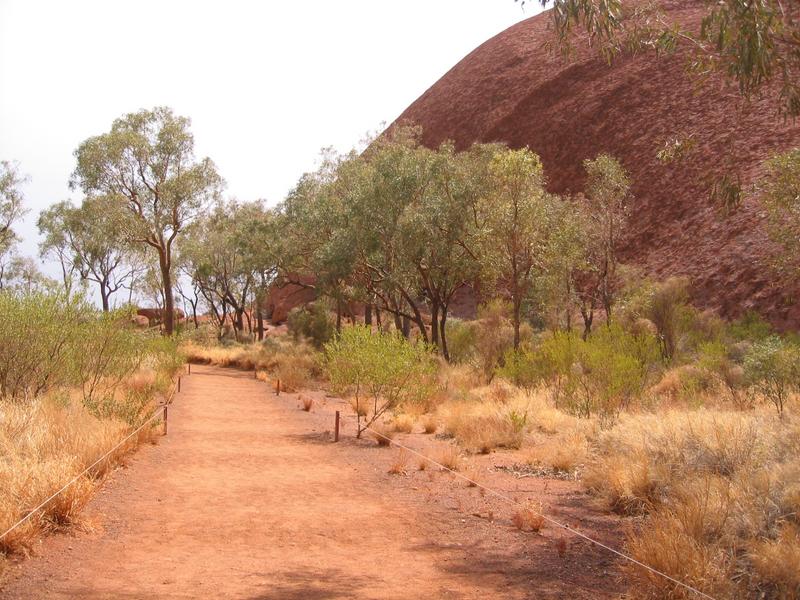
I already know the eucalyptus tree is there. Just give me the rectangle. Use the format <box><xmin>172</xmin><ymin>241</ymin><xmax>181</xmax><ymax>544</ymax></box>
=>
<box><xmin>581</xmin><ymin>154</ymin><xmax>632</xmax><ymax>326</ymax></box>
<box><xmin>38</xmin><ymin>197</ymin><xmax>140</xmax><ymax>310</ymax></box>
<box><xmin>71</xmin><ymin>107</ymin><xmax>223</xmax><ymax>334</ymax></box>
<box><xmin>478</xmin><ymin>147</ymin><xmax>556</xmax><ymax>349</ymax></box>
<box><xmin>397</xmin><ymin>142</ymin><xmax>488</xmax><ymax>358</ymax></box>
<box><xmin>277</xmin><ymin>149</ymin><xmax>359</xmax><ymax>330</ymax></box>
<box><xmin>0</xmin><ymin>161</ymin><xmax>28</xmax><ymax>288</ymax></box>
<box><xmin>345</xmin><ymin>129</ymin><xmax>433</xmax><ymax>341</ymax></box>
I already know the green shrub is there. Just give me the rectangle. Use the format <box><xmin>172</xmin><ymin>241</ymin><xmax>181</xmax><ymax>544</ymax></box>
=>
<box><xmin>743</xmin><ymin>336</ymin><xmax>800</xmax><ymax>415</ymax></box>
<box><xmin>445</xmin><ymin>318</ymin><xmax>478</xmax><ymax>364</ymax></box>
<box><xmin>0</xmin><ymin>290</ymin><xmax>86</xmax><ymax>400</ymax></box>
<box><xmin>287</xmin><ymin>302</ymin><xmax>335</xmax><ymax>349</ymax></box>
<box><xmin>729</xmin><ymin>311</ymin><xmax>773</xmax><ymax>342</ymax></box>
<box><xmin>513</xmin><ymin>325</ymin><xmax>659</xmax><ymax>419</ymax></box>
<box><xmin>324</xmin><ymin>326</ymin><xmax>435</xmax><ymax>437</ymax></box>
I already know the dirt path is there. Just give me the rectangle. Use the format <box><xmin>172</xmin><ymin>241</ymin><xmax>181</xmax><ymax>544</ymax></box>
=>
<box><xmin>1</xmin><ymin>365</ymin><xmax>625</xmax><ymax>599</ymax></box>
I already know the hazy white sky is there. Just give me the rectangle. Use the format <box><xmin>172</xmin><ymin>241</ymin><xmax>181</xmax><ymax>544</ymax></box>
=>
<box><xmin>0</xmin><ymin>0</ymin><xmax>539</xmax><ymax>265</ymax></box>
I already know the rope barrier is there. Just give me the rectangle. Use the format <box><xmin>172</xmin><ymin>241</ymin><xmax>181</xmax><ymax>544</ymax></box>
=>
<box><xmin>339</xmin><ymin>412</ymin><xmax>717</xmax><ymax>600</ymax></box>
<box><xmin>0</xmin><ymin>377</ymin><xmax>180</xmax><ymax>545</ymax></box>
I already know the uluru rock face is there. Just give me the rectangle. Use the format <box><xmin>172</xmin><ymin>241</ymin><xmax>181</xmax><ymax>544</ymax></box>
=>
<box><xmin>393</xmin><ymin>2</ymin><xmax>800</xmax><ymax>329</ymax></box>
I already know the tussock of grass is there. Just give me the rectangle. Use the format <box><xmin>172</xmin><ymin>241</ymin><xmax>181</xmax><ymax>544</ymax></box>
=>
<box><xmin>525</xmin><ymin>431</ymin><xmax>589</xmax><ymax>475</ymax></box>
<box><xmin>585</xmin><ymin>410</ymin><xmax>800</xmax><ymax>598</ymax></box>
<box><xmin>392</xmin><ymin>414</ymin><xmax>414</xmax><ymax>433</ymax></box>
<box><xmin>370</xmin><ymin>422</ymin><xmax>395</xmax><ymax>447</ymax></box>
<box><xmin>511</xmin><ymin>503</ymin><xmax>545</xmax><ymax>533</ymax></box>
<box><xmin>420</xmin><ymin>414</ymin><xmax>438</xmax><ymax>434</ymax></box>
<box><xmin>433</xmin><ymin>445</ymin><xmax>462</xmax><ymax>471</ymax></box>
<box><xmin>388</xmin><ymin>449</ymin><xmax>409</xmax><ymax>475</ymax></box>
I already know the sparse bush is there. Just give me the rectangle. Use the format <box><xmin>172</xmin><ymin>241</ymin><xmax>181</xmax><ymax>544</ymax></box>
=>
<box><xmin>325</xmin><ymin>326</ymin><xmax>435</xmax><ymax>437</ymax></box>
<box><xmin>444</xmin><ymin>318</ymin><xmax>478</xmax><ymax>364</ymax></box>
<box><xmin>743</xmin><ymin>336</ymin><xmax>800</xmax><ymax>415</ymax></box>
<box><xmin>287</xmin><ymin>302</ymin><xmax>335</xmax><ymax>349</ymax></box>
<box><xmin>646</xmin><ymin>276</ymin><xmax>691</xmax><ymax>361</ymax></box>
<box><xmin>528</xmin><ymin>325</ymin><xmax>658</xmax><ymax>419</ymax></box>
<box><xmin>472</xmin><ymin>300</ymin><xmax>529</xmax><ymax>382</ymax></box>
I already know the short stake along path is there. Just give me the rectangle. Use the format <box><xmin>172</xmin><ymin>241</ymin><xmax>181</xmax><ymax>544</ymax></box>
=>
<box><xmin>0</xmin><ymin>364</ymin><xmax>602</xmax><ymax>600</ymax></box>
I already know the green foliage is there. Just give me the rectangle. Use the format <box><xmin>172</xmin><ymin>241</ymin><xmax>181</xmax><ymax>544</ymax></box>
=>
<box><xmin>287</xmin><ymin>302</ymin><xmax>335</xmax><ymax>349</ymax></box>
<box><xmin>729</xmin><ymin>311</ymin><xmax>773</xmax><ymax>342</ymax></box>
<box><xmin>71</xmin><ymin>106</ymin><xmax>223</xmax><ymax>334</ymax></box>
<box><xmin>743</xmin><ymin>336</ymin><xmax>800</xmax><ymax>415</ymax></box>
<box><xmin>0</xmin><ymin>291</ymin><xmax>182</xmax><ymax>420</ymax></box>
<box><xmin>73</xmin><ymin>309</ymin><xmax>147</xmax><ymax>403</ymax></box>
<box><xmin>760</xmin><ymin>148</ymin><xmax>800</xmax><ymax>279</ymax></box>
<box><xmin>0</xmin><ymin>160</ymin><xmax>28</xmax><ymax>267</ymax></box>
<box><xmin>539</xmin><ymin>0</ymin><xmax>800</xmax><ymax>116</ymax></box>
<box><xmin>0</xmin><ymin>290</ymin><xmax>86</xmax><ymax>400</ymax></box>
<box><xmin>444</xmin><ymin>318</ymin><xmax>478</xmax><ymax>364</ymax></box>
<box><xmin>324</xmin><ymin>326</ymin><xmax>435</xmax><ymax>437</ymax></box>
<box><xmin>504</xmin><ymin>324</ymin><xmax>659</xmax><ymax>419</ymax></box>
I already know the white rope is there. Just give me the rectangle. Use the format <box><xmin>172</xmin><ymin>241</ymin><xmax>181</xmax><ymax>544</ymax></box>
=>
<box><xmin>356</xmin><ymin>419</ymin><xmax>717</xmax><ymax>600</ymax></box>
<box><xmin>0</xmin><ymin>379</ymin><xmax>179</xmax><ymax>545</ymax></box>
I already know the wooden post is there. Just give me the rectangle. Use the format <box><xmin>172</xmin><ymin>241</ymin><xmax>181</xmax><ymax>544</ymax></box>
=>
<box><xmin>163</xmin><ymin>405</ymin><xmax>168</xmax><ymax>435</ymax></box>
<box><xmin>276</xmin><ymin>379</ymin><xmax>281</xmax><ymax>396</ymax></box>
<box><xmin>334</xmin><ymin>410</ymin><xmax>340</xmax><ymax>442</ymax></box>
<box><xmin>188</xmin><ymin>363</ymin><xmax>191</xmax><ymax>375</ymax></box>
<box><xmin>178</xmin><ymin>377</ymin><xmax>181</xmax><ymax>393</ymax></box>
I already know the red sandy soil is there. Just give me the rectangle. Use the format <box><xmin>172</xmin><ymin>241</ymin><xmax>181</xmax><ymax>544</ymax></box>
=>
<box><xmin>0</xmin><ymin>366</ymin><xmax>628</xmax><ymax>599</ymax></box>
<box><xmin>393</xmin><ymin>0</ymin><xmax>800</xmax><ymax>329</ymax></box>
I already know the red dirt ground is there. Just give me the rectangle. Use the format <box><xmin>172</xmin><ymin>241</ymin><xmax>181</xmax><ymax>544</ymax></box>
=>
<box><xmin>393</xmin><ymin>1</ymin><xmax>800</xmax><ymax>329</ymax></box>
<box><xmin>0</xmin><ymin>366</ymin><xmax>629</xmax><ymax>599</ymax></box>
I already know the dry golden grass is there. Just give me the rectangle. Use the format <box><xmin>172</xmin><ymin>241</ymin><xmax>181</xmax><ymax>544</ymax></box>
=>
<box><xmin>432</xmin><ymin>444</ymin><xmax>462</xmax><ymax>471</ymax></box>
<box><xmin>421</xmin><ymin>413</ymin><xmax>438</xmax><ymax>434</ymax></box>
<box><xmin>525</xmin><ymin>431</ymin><xmax>589</xmax><ymax>475</ymax></box>
<box><xmin>439</xmin><ymin>392</ymin><xmax>530</xmax><ymax>453</ymax></box>
<box><xmin>181</xmin><ymin>339</ymin><xmax>320</xmax><ymax>393</ymax></box>
<box><xmin>370</xmin><ymin>422</ymin><xmax>395</xmax><ymax>447</ymax></box>
<box><xmin>585</xmin><ymin>409</ymin><xmax>800</xmax><ymax>598</ymax></box>
<box><xmin>299</xmin><ymin>395</ymin><xmax>314</xmax><ymax>412</ymax></box>
<box><xmin>349</xmin><ymin>396</ymin><xmax>369</xmax><ymax>417</ymax></box>
<box><xmin>0</xmin><ymin>372</ymin><xmax>166</xmax><ymax>560</ymax></box>
<box><xmin>392</xmin><ymin>414</ymin><xmax>414</xmax><ymax>433</ymax></box>
<box><xmin>511</xmin><ymin>503</ymin><xmax>545</xmax><ymax>533</ymax></box>
<box><xmin>388</xmin><ymin>449</ymin><xmax>410</xmax><ymax>475</ymax></box>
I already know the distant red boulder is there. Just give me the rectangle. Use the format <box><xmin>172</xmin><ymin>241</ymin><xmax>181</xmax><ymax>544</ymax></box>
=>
<box><xmin>136</xmin><ymin>307</ymin><xmax>186</xmax><ymax>327</ymax></box>
<box><xmin>264</xmin><ymin>276</ymin><xmax>317</xmax><ymax>325</ymax></box>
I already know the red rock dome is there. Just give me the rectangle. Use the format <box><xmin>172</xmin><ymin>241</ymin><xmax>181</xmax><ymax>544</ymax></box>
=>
<box><xmin>393</xmin><ymin>3</ymin><xmax>800</xmax><ymax>328</ymax></box>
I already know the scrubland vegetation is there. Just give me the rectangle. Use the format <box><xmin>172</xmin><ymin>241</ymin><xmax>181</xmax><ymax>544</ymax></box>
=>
<box><xmin>1</xmin><ymin>66</ymin><xmax>799</xmax><ymax>596</ymax></box>
<box><xmin>183</xmin><ymin>280</ymin><xmax>799</xmax><ymax>599</ymax></box>
<box><xmin>0</xmin><ymin>291</ymin><xmax>182</xmax><ymax>564</ymax></box>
